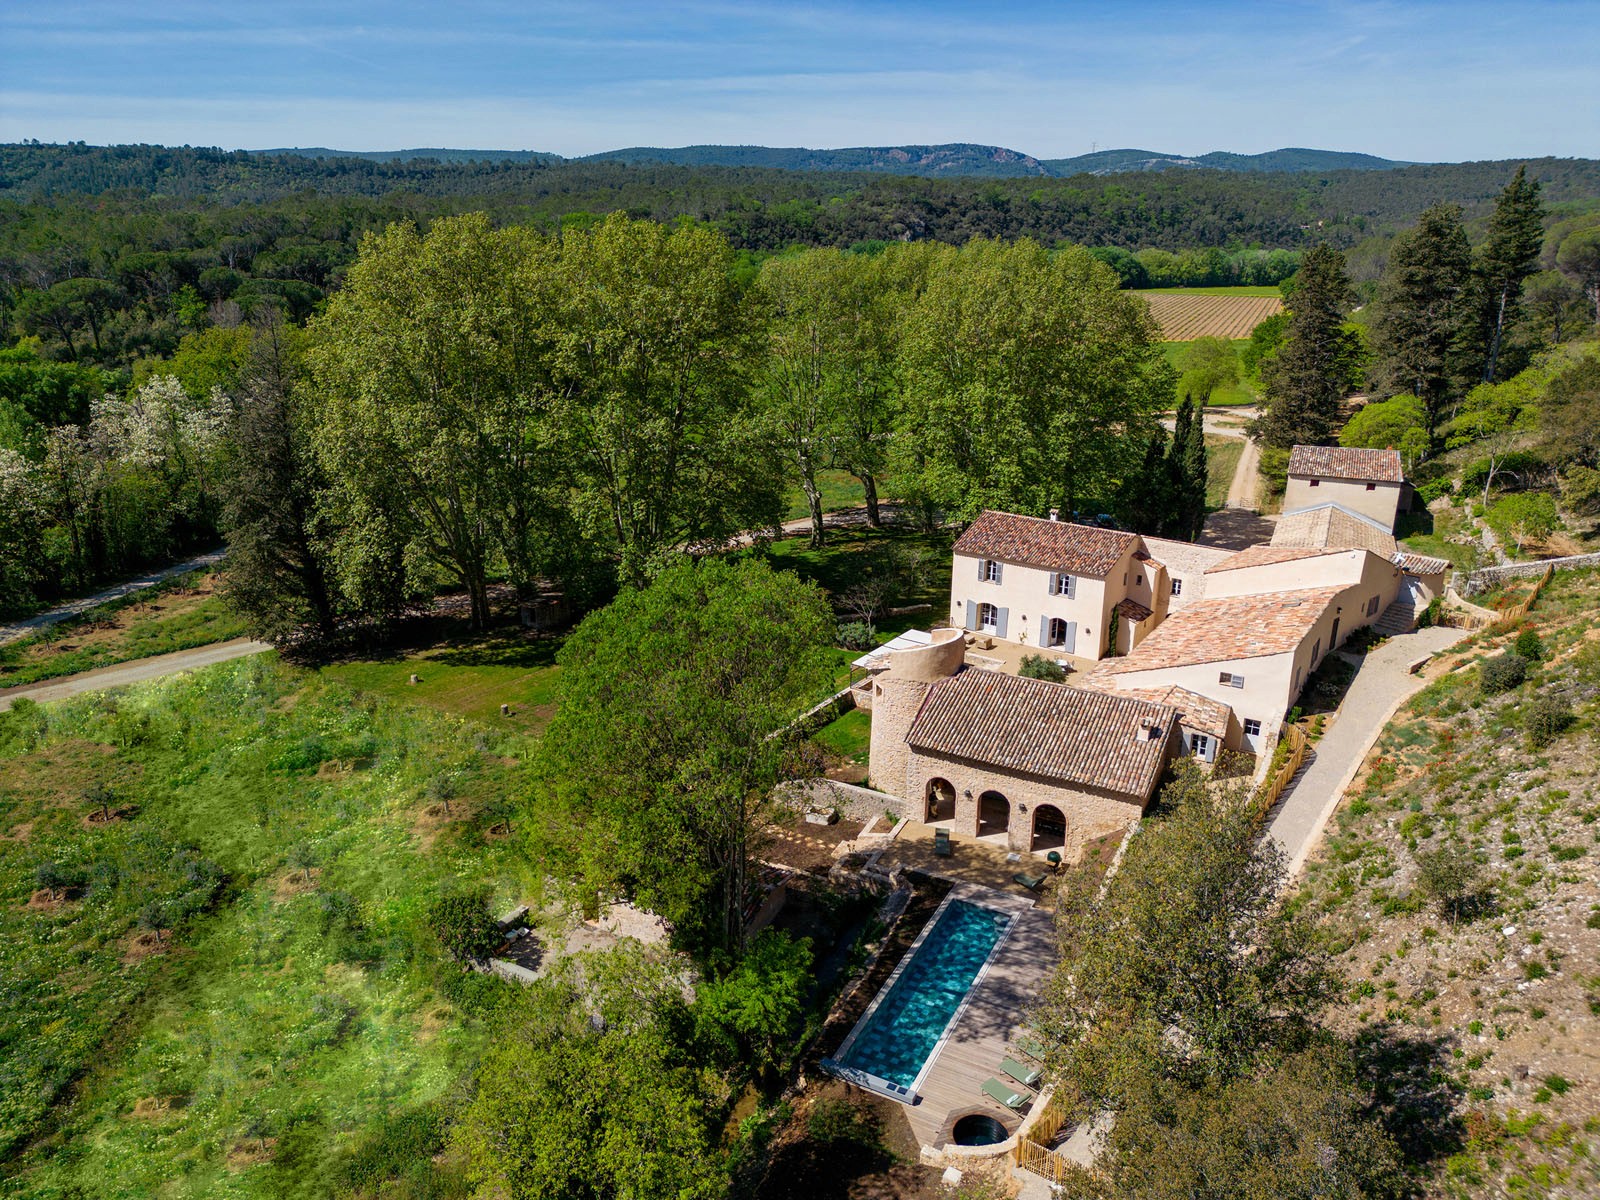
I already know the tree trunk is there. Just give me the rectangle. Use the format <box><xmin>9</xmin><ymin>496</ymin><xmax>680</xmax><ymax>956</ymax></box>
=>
<box><xmin>1484</xmin><ymin>288</ymin><xmax>1510</xmax><ymax>382</ymax></box>
<box><xmin>805</xmin><ymin>486</ymin><xmax>825</xmax><ymax>549</ymax></box>
<box><xmin>859</xmin><ymin>473</ymin><xmax>882</xmax><ymax>528</ymax></box>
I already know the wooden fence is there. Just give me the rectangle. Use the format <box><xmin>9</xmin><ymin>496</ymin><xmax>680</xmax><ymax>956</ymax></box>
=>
<box><xmin>1012</xmin><ymin>1093</ymin><xmax>1072</xmax><ymax>1183</ymax></box>
<box><xmin>1254</xmin><ymin>723</ymin><xmax>1308</xmax><ymax>824</ymax></box>
<box><xmin>1489</xmin><ymin>563</ymin><xmax>1555</xmax><ymax>631</ymax></box>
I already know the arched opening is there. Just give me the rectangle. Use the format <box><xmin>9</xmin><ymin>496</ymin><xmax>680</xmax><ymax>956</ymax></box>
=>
<box><xmin>977</xmin><ymin>790</ymin><xmax>1009</xmax><ymax>837</ymax></box>
<box><xmin>978</xmin><ymin>602</ymin><xmax>999</xmax><ymax>633</ymax></box>
<box><xmin>924</xmin><ymin>777</ymin><xmax>956</xmax><ymax>824</ymax></box>
<box><xmin>1032</xmin><ymin>804</ymin><xmax>1066</xmax><ymax>852</ymax></box>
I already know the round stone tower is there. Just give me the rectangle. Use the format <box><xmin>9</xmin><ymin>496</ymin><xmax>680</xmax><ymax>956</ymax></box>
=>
<box><xmin>866</xmin><ymin>628</ymin><xmax>967</xmax><ymax>802</ymax></box>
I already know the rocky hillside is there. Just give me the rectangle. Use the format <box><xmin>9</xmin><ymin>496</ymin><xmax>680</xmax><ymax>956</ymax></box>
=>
<box><xmin>1297</xmin><ymin>571</ymin><xmax>1600</xmax><ymax>1197</ymax></box>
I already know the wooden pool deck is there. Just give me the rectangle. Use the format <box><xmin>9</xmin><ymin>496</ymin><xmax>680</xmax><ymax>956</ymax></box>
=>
<box><xmin>902</xmin><ymin>884</ymin><xmax>1059</xmax><ymax>1149</ymax></box>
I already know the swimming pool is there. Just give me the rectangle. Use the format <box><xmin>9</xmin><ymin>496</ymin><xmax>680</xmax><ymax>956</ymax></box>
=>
<box><xmin>829</xmin><ymin>898</ymin><xmax>1012</xmax><ymax>1096</ymax></box>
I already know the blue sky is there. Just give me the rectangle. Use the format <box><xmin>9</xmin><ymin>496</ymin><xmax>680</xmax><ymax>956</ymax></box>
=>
<box><xmin>2</xmin><ymin>1</ymin><xmax>1596</xmax><ymax>161</ymax></box>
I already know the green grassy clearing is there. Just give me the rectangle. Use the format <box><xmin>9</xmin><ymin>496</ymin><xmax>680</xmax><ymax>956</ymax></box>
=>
<box><xmin>0</xmin><ymin>571</ymin><xmax>247</xmax><ymax>690</ymax></box>
<box><xmin>0</xmin><ymin>658</ymin><xmax>534</xmax><ymax>1197</ymax></box>
<box><xmin>320</xmin><ymin>632</ymin><xmax>563</xmax><ymax>733</ymax></box>
<box><xmin>782</xmin><ymin>469</ymin><xmax>868</xmax><ymax>522</ymax></box>
<box><xmin>813</xmin><ymin>708</ymin><xmax>871</xmax><ymax>765</ymax></box>
<box><xmin>1137</xmin><ymin>286</ymin><xmax>1284</xmax><ymax>297</ymax></box>
<box><xmin>1205</xmin><ymin>435</ymin><xmax>1245</xmax><ymax>509</ymax></box>
<box><xmin>1159</xmin><ymin>341</ymin><xmax>1259</xmax><ymax>407</ymax></box>
<box><xmin>756</xmin><ymin>526</ymin><xmax>955</xmax><ymax>644</ymax></box>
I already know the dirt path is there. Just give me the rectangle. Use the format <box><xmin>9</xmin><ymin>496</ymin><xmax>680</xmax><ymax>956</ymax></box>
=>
<box><xmin>0</xmin><ymin>637</ymin><xmax>270</xmax><ymax>712</ymax></box>
<box><xmin>0</xmin><ymin>548</ymin><xmax>227</xmax><ymax>648</ymax></box>
<box><xmin>1224</xmin><ymin>435</ymin><xmax>1261</xmax><ymax>508</ymax></box>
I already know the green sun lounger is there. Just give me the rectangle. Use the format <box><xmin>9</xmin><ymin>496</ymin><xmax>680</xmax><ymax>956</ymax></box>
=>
<box><xmin>1013</xmin><ymin>870</ymin><xmax>1046</xmax><ymax>891</ymax></box>
<box><xmin>1014</xmin><ymin>1034</ymin><xmax>1047</xmax><ymax>1061</ymax></box>
<box><xmin>933</xmin><ymin>828</ymin><xmax>953</xmax><ymax>857</ymax></box>
<box><xmin>982</xmin><ymin>1076</ymin><xmax>1032</xmax><ymax>1110</ymax></box>
<box><xmin>1000</xmin><ymin>1056</ymin><xmax>1042</xmax><ymax>1087</ymax></box>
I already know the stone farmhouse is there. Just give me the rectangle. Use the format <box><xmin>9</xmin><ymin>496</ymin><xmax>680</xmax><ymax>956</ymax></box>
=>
<box><xmin>863</xmin><ymin>445</ymin><xmax>1450</xmax><ymax>862</ymax></box>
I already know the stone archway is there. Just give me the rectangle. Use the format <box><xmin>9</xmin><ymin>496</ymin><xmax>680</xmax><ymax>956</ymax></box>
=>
<box><xmin>977</xmin><ymin>790</ymin><xmax>1010</xmax><ymax>838</ymax></box>
<box><xmin>925</xmin><ymin>777</ymin><xmax>956</xmax><ymax>823</ymax></box>
<box><xmin>1031</xmin><ymin>804</ymin><xmax>1066</xmax><ymax>853</ymax></box>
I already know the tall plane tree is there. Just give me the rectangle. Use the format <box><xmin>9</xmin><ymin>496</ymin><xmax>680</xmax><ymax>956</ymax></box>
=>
<box><xmin>1256</xmin><ymin>244</ymin><xmax>1360</xmax><ymax>450</ymax></box>
<box><xmin>1478</xmin><ymin>166</ymin><xmax>1545</xmax><ymax>382</ymax></box>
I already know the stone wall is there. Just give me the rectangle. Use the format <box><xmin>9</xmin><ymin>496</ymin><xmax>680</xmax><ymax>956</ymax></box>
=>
<box><xmin>1455</xmin><ymin>552</ymin><xmax>1600</xmax><ymax>596</ymax></box>
<box><xmin>901</xmin><ymin>749</ymin><xmax>1149</xmax><ymax>861</ymax></box>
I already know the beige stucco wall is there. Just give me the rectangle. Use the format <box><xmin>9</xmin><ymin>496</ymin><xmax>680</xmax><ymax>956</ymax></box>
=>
<box><xmin>1204</xmin><ymin>548</ymin><xmax>1369</xmax><ymax>599</ymax></box>
<box><xmin>1106</xmin><ymin>557</ymin><xmax>1403</xmax><ymax>750</ymax></box>
<box><xmin>900</xmin><ymin>745</ymin><xmax>1166</xmax><ymax>860</ymax></box>
<box><xmin>865</xmin><ymin>630</ymin><xmax>967</xmax><ymax>796</ymax></box>
<box><xmin>951</xmin><ymin>543</ymin><xmax>1158</xmax><ymax>661</ymax></box>
<box><xmin>1284</xmin><ymin>476</ymin><xmax>1404</xmax><ymax>529</ymax></box>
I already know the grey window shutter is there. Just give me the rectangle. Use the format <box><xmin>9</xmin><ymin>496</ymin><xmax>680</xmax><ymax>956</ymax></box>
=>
<box><xmin>978</xmin><ymin>558</ymin><xmax>986</xmax><ymax>580</ymax></box>
<box><xmin>965</xmin><ymin>601</ymin><xmax>979</xmax><ymax>631</ymax></box>
<box><xmin>1063</xmin><ymin>622</ymin><xmax>1077</xmax><ymax>654</ymax></box>
<box><xmin>1038</xmin><ymin>621</ymin><xmax>1050</xmax><ymax>648</ymax></box>
<box><xmin>994</xmin><ymin>562</ymin><xmax>1003</xmax><ymax>585</ymax></box>
<box><xmin>1067</xmin><ymin>575</ymin><xmax>1076</xmax><ymax>599</ymax></box>
<box><xmin>994</xmin><ymin>607</ymin><xmax>1009</xmax><ymax>639</ymax></box>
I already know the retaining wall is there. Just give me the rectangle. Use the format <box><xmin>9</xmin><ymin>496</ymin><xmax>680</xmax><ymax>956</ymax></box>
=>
<box><xmin>1455</xmin><ymin>552</ymin><xmax>1600</xmax><ymax>596</ymax></box>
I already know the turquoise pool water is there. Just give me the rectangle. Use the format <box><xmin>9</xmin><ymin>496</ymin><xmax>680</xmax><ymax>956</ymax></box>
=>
<box><xmin>836</xmin><ymin>899</ymin><xmax>1011</xmax><ymax>1089</ymax></box>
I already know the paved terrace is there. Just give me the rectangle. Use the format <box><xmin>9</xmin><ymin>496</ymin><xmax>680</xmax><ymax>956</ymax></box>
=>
<box><xmin>902</xmin><ymin>885</ymin><xmax>1057</xmax><ymax>1149</ymax></box>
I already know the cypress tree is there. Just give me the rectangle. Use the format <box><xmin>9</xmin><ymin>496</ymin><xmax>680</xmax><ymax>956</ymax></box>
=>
<box><xmin>1373</xmin><ymin>203</ymin><xmax>1482</xmax><ymax>439</ymax></box>
<box><xmin>1256</xmin><ymin>245</ymin><xmax>1359</xmax><ymax>450</ymax></box>
<box><xmin>1479</xmin><ymin>166</ymin><xmax>1545</xmax><ymax>382</ymax></box>
<box><xmin>1119</xmin><ymin>429</ymin><xmax>1172</xmax><ymax>535</ymax></box>
<box><xmin>1181</xmin><ymin>399</ymin><xmax>1208</xmax><ymax>540</ymax></box>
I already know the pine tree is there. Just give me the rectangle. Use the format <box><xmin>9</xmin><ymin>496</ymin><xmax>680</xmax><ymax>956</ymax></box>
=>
<box><xmin>1256</xmin><ymin>245</ymin><xmax>1358</xmax><ymax>450</ymax></box>
<box><xmin>1478</xmin><ymin>166</ymin><xmax>1545</xmax><ymax>382</ymax></box>
<box><xmin>1374</xmin><ymin>203</ymin><xmax>1483</xmax><ymax>440</ymax></box>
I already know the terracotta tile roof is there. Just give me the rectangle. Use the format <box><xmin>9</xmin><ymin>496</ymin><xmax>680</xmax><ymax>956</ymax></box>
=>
<box><xmin>1096</xmin><ymin>587</ymin><xmax>1344</xmax><ymax>674</ymax></box>
<box><xmin>953</xmin><ymin>511</ymin><xmax>1136</xmax><ymax>577</ymax></box>
<box><xmin>1109</xmin><ymin>685</ymin><xmax>1233</xmax><ymax>738</ymax></box>
<box><xmin>1205</xmin><ymin>545</ymin><xmax>1352</xmax><ymax>573</ymax></box>
<box><xmin>1393</xmin><ymin>551</ymin><xmax>1452</xmax><ymax>575</ymax></box>
<box><xmin>1273</xmin><ymin>503</ymin><xmax>1398</xmax><ymax>556</ymax></box>
<box><xmin>1116</xmin><ymin>597</ymin><xmax>1154</xmax><ymax>622</ymax></box>
<box><xmin>1287</xmin><ymin>445</ymin><xmax>1404</xmax><ymax>483</ymax></box>
<box><xmin>907</xmin><ymin>669</ymin><xmax>1176</xmax><ymax>796</ymax></box>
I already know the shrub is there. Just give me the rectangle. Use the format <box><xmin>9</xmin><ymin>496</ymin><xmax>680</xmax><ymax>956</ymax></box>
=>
<box><xmin>1525</xmin><ymin>695</ymin><xmax>1572</xmax><ymax>749</ymax></box>
<box><xmin>836</xmin><ymin>621</ymin><xmax>876</xmax><ymax>651</ymax></box>
<box><xmin>1479</xmin><ymin>653</ymin><xmax>1528</xmax><ymax>696</ymax></box>
<box><xmin>1416</xmin><ymin>597</ymin><xmax>1441</xmax><ymax>629</ymax></box>
<box><xmin>1415</xmin><ymin>841</ymin><xmax>1483</xmax><ymax>924</ymax></box>
<box><xmin>1514</xmin><ymin>628</ymin><xmax>1544</xmax><ymax>662</ymax></box>
<box><xmin>427</xmin><ymin>893</ymin><xmax>503</xmax><ymax>966</ymax></box>
<box><xmin>1018</xmin><ymin>654</ymin><xmax>1067</xmax><ymax>682</ymax></box>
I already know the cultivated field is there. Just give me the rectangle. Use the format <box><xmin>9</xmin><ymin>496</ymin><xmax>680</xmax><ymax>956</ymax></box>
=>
<box><xmin>1136</xmin><ymin>291</ymin><xmax>1284</xmax><ymax>340</ymax></box>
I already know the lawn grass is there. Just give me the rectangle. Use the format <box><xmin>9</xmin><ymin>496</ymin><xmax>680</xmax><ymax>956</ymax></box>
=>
<box><xmin>1396</xmin><ymin>509</ymin><xmax>1482</xmax><ymax>571</ymax></box>
<box><xmin>320</xmin><ymin>631</ymin><xmax>564</xmax><ymax>732</ymax></box>
<box><xmin>0</xmin><ymin>571</ymin><xmax>247</xmax><ymax>689</ymax></box>
<box><xmin>813</xmin><ymin>708</ymin><xmax>871</xmax><ymax>764</ymax></box>
<box><xmin>783</xmin><ymin>469</ymin><xmax>868</xmax><ymax>522</ymax></box>
<box><xmin>1205</xmin><ymin>435</ymin><xmax>1245</xmax><ymax>509</ymax></box>
<box><xmin>0</xmin><ymin>657</ymin><xmax>533</xmax><ymax>1196</ymax></box>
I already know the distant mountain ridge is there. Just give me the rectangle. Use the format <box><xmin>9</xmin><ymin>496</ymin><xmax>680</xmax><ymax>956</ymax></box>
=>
<box><xmin>260</xmin><ymin>142</ymin><xmax>1413</xmax><ymax>178</ymax></box>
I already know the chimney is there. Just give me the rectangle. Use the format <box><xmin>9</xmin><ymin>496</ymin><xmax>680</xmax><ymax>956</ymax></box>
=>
<box><xmin>1048</xmin><ymin>507</ymin><xmax>1060</xmax><ymax>522</ymax></box>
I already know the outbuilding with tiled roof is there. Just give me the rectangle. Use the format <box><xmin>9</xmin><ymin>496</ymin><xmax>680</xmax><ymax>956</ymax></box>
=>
<box><xmin>1284</xmin><ymin>445</ymin><xmax>1408</xmax><ymax>531</ymax></box>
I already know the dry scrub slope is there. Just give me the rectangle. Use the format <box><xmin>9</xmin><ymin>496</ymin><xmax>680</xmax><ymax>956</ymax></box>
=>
<box><xmin>1297</xmin><ymin>571</ymin><xmax>1600</xmax><ymax>1198</ymax></box>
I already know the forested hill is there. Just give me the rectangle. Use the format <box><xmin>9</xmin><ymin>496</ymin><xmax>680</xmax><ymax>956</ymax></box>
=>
<box><xmin>260</xmin><ymin>142</ymin><xmax>1403</xmax><ymax>178</ymax></box>
<box><xmin>4</xmin><ymin>144</ymin><xmax>1598</xmax><ymax>237</ymax></box>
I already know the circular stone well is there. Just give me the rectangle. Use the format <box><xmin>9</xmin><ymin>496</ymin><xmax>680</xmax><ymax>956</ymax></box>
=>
<box><xmin>950</xmin><ymin>1113</ymin><xmax>1009</xmax><ymax>1147</ymax></box>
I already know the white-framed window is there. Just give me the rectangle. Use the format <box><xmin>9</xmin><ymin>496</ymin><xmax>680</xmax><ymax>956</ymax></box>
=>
<box><xmin>1048</xmin><ymin>617</ymin><xmax>1071</xmax><ymax>648</ymax></box>
<box><xmin>981</xmin><ymin>559</ymin><xmax>1001</xmax><ymax>583</ymax></box>
<box><xmin>1170</xmin><ymin>578</ymin><xmax>1182</xmax><ymax>595</ymax></box>
<box><xmin>979</xmin><ymin>602</ymin><xmax>999</xmax><ymax>632</ymax></box>
<box><xmin>1051</xmin><ymin>572</ymin><xmax>1076</xmax><ymax>598</ymax></box>
<box><xmin>1219</xmin><ymin>671</ymin><xmax>1245</xmax><ymax>688</ymax></box>
<box><xmin>1244</xmin><ymin>718</ymin><xmax>1262</xmax><ymax>737</ymax></box>
<box><xmin>1189</xmin><ymin>732</ymin><xmax>1212</xmax><ymax>758</ymax></box>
